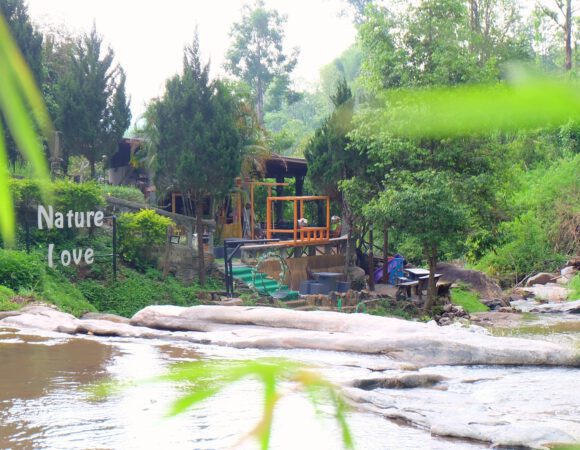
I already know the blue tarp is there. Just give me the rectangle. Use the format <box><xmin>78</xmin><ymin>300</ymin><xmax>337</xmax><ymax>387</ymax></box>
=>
<box><xmin>374</xmin><ymin>254</ymin><xmax>405</xmax><ymax>285</ymax></box>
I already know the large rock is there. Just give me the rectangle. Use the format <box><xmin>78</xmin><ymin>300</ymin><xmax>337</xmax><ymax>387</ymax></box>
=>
<box><xmin>522</xmin><ymin>283</ymin><xmax>570</xmax><ymax>302</ymax></box>
<box><xmin>2</xmin><ymin>304</ymin><xmax>579</xmax><ymax>368</ymax></box>
<box><xmin>526</xmin><ymin>272</ymin><xmax>556</xmax><ymax>286</ymax></box>
<box><xmin>130</xmin><ymin>305</ymin><xmax>579</xmax><ymax>367</ymax></box>
<box><xmin>435</xmin><ymin>262</ymin><xmax>502</xmax><ymax>300</ymax></box>
<box><xmin>529</xmin><ymin>299</ymin><xmax>580</xmax><ymax>314</ymax></box>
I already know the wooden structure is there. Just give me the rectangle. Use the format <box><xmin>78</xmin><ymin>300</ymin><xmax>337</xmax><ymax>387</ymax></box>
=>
<box><xmin>266</xmin><ymin>195</ymin><xmax>331</xmax><ymax>246</ymax></box>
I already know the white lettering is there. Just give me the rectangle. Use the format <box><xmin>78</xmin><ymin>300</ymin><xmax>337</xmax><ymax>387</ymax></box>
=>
<box><xmin>48</xmin><ymin>243</ymin><xmax>54</xmax><ymax>267</ymax></box>
<box><xmin>74</xmin><ymin>211</ymin><xmax>84</xmax><ymax>228</ymax></box>
<box><xmin>94</xmin><ymin>211</ymin><xmax>104</xmax><ymax>227</ymax></box>
<box><xmin>38</xmin><ymin>205</ymin><xmax>53</xmax><ymax>230</ymax></box>
<box><xmin>54</xmin><ymin>212</ymin><xmax>64</xmax><ymax>229</ymax></box>
<box><xmin>60</xmin><ymin>250</ymin><xmax>71</xmax><ymax>266</ymax></box>
<box><xmin>72</xmin><ymin>248</ymin><xmax>83</xmax><ymax>265</ymax></box>
<box><xmin>84</xmin><ymin>248</ymin><xmax>94</xmax><ymax>264</ymax></box>
<box><xmin>66</xmin><ymin>210</ymin><xmax>74</xmax><ymax>228</ymax></box>
<box><xmin>87</xmin><ymin>211</ymin><xmax>95</xmax><ymax>227</ymax></box>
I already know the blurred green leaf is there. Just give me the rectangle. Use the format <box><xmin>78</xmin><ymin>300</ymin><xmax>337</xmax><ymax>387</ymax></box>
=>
<box><xmin>375</xmin><ymin>77</ymin><xmax>580</xmax><ymax>137</ymax></box>
<box><xmin>0</xmin><ymin>120</ymin><xmax>15</xmax><ymax>244</ymax></box>
<box><xmin>93</xmin><ymin>358</ymin><xmax>355</xmax><ymax>450</ymax></box>
<box><xmin>0</xmin><ymin>12</ymin><xmax>52</xmax><ymax>246</ymax></box>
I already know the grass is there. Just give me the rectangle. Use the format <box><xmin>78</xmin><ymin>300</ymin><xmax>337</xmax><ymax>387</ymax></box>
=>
<box><xmin>568</xmin><ymin>274</ymin><xmax>580</xmax><ymax>301</ymax></box>
<box><xmin>0</xmin><ymin>285</ymin><xmax>20</xmax><ymax>311</ymax></box>
<box><xmin>367</xmin><ymin>299</ymin><xmax>418</xmax><ymax>320</ymax></box>
<box><xmin>450</xmin><ymin>288</ymin><xmax>489</xmax><ymax>313</ymax></box>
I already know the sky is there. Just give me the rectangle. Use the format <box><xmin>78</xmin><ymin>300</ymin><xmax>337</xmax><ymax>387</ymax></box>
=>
<box><xmin>26</xmin><ymin>0</ymin><xmax>357</xmax><ymax>121</ymax></box>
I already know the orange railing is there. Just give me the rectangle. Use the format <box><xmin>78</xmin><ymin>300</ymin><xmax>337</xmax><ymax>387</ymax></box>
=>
<box><xmin>266</xmin><ymin>196</ymin><xmax>331</xmax><ymax>246</ymax></box>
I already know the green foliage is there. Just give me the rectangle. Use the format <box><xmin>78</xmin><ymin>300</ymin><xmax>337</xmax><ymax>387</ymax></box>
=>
<box><xmin>304</xmin><ymin>79</ymin><xmax>358</xmax><ymax>200</ymax></box>
<box><xmin>450</xmin><ymin>288</ymin><xmax>489</xmax><ymax>313</ymax></box>
<box><xmin>476</xmin><ymin>156</ymin><xmax>578</xmax><ymax>279</ymax></box>
<box><xmin>0</xmin><ymin>285</ymin><xmax>19</xmax><ymax>310</ymax></box>
<box><xmin>100</xmin><ymin>184</ymin><xmax>145</xmax><ymax>203</ymax></box>
<box><xmin>94</xmin><ymin>358</ymin><xmax>354</xmax><ymax>450</ymax></box>
<box><xmin>367</xmin><ymin>299</ymin><xmax>417</xmax><ymax>319</ymax></box>
<box><xmin>476</xmin><ymin>211</ymin><xmax>566</xmax><ymax>280</ymax></box>
<box><xmin>568</xmin><ymin>274</ymin><xmax>580</xmax><ymax>301</ymax></box>
<box><xmin>77</xmin><ymin>268</ymin><xmax>211</xmax><ymax>317</ymax></box>
<box><xmin>40</xmin><ymin>268</ymin><xmax>95</xmax><ymax>317</ymax></box>
<box><xmin>0</xmin><ymin>248</ymin><xmax>43</xmax><ymax>290</ymax></box>
<box><xmin>9</xmin><ymin>178</ymin><xmax>104</xmax><ymax>211</ymax></box>
<box><xmin>0</xmin><ymin>248</ymin><xmax>94</xmax><ymax>315</ymax></box>
<box><xmin>117</xmin><ymin>209</ymin><xmax>173</xmax><ymax>271</ymax></box>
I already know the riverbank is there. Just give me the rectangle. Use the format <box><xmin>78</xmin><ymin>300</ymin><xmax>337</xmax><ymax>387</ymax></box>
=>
<box><xmin>1</xmin><ymin>302</ymin><xmax>579</xmax><ymax>449</ymax></box>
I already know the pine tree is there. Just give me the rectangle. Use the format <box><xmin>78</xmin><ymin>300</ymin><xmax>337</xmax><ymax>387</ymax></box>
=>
<box><xmin>148</xmin><ymin>34</ymin><xmax>244</xmax><ymax>285</ymax></box>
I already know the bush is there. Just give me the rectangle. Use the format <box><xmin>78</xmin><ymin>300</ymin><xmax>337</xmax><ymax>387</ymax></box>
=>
<box><xmin>101</xmin><ymin>184</ymin><xmax>146</xmax><ymax>203</ymax></box>
<box><xmin>568</xmin><ymin>274</ymin><xmax>580</xmax><ymax>301</ymax></box>
<box><xmin>476</xmin><ymin>211</ymin><xmax>565</xmax><ymax>280</ymax></box>
<box><xmin>0</xmin><ymin>249</ymin><xmax>44</xmax><ymax>291</ymax></box>
<box><xmin>77</xmin><ymin>268</ymin><xmax>207</xmax><ymax>317</ymax></box>
<box><xmin>117</xmin><ymin>209</ymin><xmax>174</xmax><ymax>271</ymax></box>
<box><xmin>450</xmin><ymin>288</ymin><xmax>489</xmax><ymax>313</ymax></box>
<box><xmin>0</xmin><ymin>286</ymin><xmax>19</xmax><ymax>311</ymax></box>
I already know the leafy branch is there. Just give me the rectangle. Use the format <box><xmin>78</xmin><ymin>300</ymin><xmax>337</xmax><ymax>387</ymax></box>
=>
<box><xmin>92</xmin><ymin>358</ymin><xmax>355</xmax><ymax>450</ymax></box>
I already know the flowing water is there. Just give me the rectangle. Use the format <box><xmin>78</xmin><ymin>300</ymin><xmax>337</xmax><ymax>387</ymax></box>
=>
<box><xmin>1</xmin><ymin>312</ymin><xmax>578</xmax><ymax>450</ymax></box>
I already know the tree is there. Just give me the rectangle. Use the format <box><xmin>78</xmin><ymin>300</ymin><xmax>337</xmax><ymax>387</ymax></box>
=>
<box><xmin>367</xmin><ymin>172</ymin><xmax>466</xmax><ymax>310</ymax></box>
<box><xmin>304</xmin><ymin>79</ymin><xmax>368</xmax><ymax>277</ymax></box>
<box><xmin>57</xmin><ymin>26</ymin><xmax>131</xmax><ymax>178</ymax></box>
<box><xmin>147</xmin><ymin>34</ymin><xmax>244</xmax><ymax>285</ymax></box>
<box><xmin>535</xmin><ymin>0</ymin><xmax>577</xmax><ymax>70</ymax></box>
<box><xmin>348</xmin><ymin>0</ymin><xmax>515</xmax><ymax>305</ymax></box>
<box><xmin>225</xmin><ymin>0</ymin><xmax>298</xmax><ymax>125</ymax></box>
<box><xmin>0</xmin><ymin>0</ymin><xmax>43</xmax><ymax>166</ymax></box>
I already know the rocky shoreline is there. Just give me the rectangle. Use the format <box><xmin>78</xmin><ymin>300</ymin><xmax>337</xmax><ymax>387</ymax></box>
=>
<box><xmin>2</xmin><ymin>303</ymin><xmax>579</xmax><ymax>449</ymax></box>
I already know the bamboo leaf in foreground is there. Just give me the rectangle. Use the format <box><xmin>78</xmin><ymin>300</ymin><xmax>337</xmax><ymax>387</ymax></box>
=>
<box><xmin>374</xmin><ymin>78</ymin><xmax>580</xmax><ymax>137</ymax></box>
<box><xmin>0</xmin><ymin>12</ymin><xmax>52</xmax><ymax>246</ymax></box>
<box><xmin>91</xmin><ymin>358</ymin><xmax>355</xmax><ymax>450</ymax></box>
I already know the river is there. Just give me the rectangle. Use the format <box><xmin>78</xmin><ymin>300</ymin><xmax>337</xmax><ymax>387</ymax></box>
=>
<box><xmin>1</xmin><ymin>311</ymin><xmax>578</xmax><ymax>449</ymax></box>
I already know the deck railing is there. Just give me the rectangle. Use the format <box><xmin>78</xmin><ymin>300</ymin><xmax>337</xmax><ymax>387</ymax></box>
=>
<box><xmin>266</xmin><ymin>195</ymin><xmax>331</xmax><ymax>246</ymax></box>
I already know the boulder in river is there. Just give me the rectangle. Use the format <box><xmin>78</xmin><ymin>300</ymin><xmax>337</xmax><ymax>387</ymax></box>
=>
<box><xmin>526</xmin><ymin>272</ymin><xmax>556</xmax><ymax>286</ymax></box>
<box><xmin>435</xmin><ymin>262</ymin><xmax>502</xmax><ymax>300</ymax></box>
<box><xmin>1</xmin><ymin>304</ymin><xmax>578</xmax><ymax>368</ymax></box>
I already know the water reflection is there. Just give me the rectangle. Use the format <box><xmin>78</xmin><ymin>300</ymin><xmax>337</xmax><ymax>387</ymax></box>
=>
<box><xmin>0</xmin><ymin>327</ymin><xmax>494</xmax><ymax>449</ymax></box>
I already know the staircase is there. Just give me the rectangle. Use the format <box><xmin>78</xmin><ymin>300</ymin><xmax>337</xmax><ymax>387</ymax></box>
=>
<box><xmin>231</xmin><ymin>264</ymin><xmax>300</xmax><ymax>301</ymax></box>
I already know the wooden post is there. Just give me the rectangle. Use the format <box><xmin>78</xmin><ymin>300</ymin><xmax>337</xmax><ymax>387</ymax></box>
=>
<box><xmin>326</xmin><ymin>197</ymin><xmax>330</xmax><ymax>240</ymax></box>
<box><xmin>275</xmin><ymin>176</ymin><xmax>284</xmax><ymax>225</ymax></box>
<box><xmin>293</xmin><ymin>198</ymin><xmax>298</xmax><ymax>243</ymax></box>
<box><xmin>266</xmin><ymin>197</ymin><xmax>272</xmax><ymax>239</ymax></box>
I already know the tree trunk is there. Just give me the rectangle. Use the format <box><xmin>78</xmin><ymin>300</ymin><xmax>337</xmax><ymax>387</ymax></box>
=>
<box><xmin>368</xmin><ymin>224</ymin><xmax>375</xmax><ymax>291</ymax></box>
<box><xmin>195</xmin><ymin>193</ymin><xmax>206</xmax><ymax>285</ymax></box>
<box><xmin>89</xmin><ymin>157</ymin><xmax>96</xmax><ymax>180</ymax></box>
<box><xmin>564</xmin><ymin>0</ymin><xmax>572</xmax><ymax>71</ymax></box>
<box><xmin>257</xmin><ymin>77</ymin><xmax>264</xmax><ymax>125</ymax></box>
<box><xmin>382</xmin><ymin>225</ymin><xmax>389</xmax><ymax>283</ymax></box>
<box><xmin>342</xmin><ymin>195</ymin><xmax>355</xmax><ymax>279</ymax></box>
<box><xmin>423</xmin><ymin>244</ymin><xmax>438</xmax><ymax>313</ymax></box>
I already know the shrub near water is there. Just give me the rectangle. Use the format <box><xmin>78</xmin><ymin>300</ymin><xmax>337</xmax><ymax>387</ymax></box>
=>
<box><xmin>0</xmin><ymin>249</ymin><xmax>44</xmax><ymax>291</ymax></box>
<box><xmin>77</xmin><ymin>269</ymin><xmax>210</xmax><ymax>317</ymax></box>
<box><xmin>117</xmin><ymin>209</ymin><xmax>174</xmax><ymax>271</ymax></box>
<box><xmin>0</xmin><ymin>286</ymin><xmax>19</xmax><ymax>311</ymax></box>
